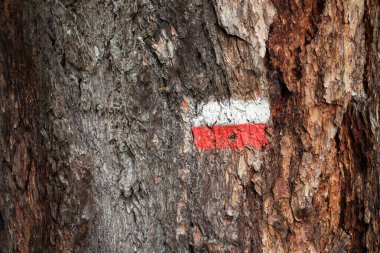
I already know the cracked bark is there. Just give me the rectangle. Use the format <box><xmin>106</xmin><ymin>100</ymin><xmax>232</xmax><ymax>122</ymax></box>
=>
<box><xmin>0</xmin><ymin>0</ymin><xmax>379</xmax><ymax>252</ymax></box>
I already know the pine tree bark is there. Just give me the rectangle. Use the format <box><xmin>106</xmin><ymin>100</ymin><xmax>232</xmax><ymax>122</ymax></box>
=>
<box><xmin>0</xmin><ymin>0</ymin><xmax>378</xmax><ymax>252</ymax></box>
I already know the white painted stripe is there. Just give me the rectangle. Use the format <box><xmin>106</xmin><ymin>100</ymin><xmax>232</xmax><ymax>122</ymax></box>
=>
<box><xmin>193</xmin><ymin>98</ymin><xmax>270</xmax><ymax>126</ymax></box>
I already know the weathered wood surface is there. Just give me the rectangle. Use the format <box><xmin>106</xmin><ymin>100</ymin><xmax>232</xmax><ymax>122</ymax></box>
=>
<box><xmin>0</xmin><ymin>0</ymin><xmax>378</xmax><ymax>252</ymax></box>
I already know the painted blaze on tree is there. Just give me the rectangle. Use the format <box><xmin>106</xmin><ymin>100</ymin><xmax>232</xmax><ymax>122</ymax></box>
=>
<box><xmin>192</xmin><ymin>98</ymin><xmax>270</xmax><ymax>150</ymax></box>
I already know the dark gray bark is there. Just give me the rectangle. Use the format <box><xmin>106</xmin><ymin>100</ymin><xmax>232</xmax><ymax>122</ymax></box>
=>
<box><xmin>0</xmin><ymin>0</ymin><xmax>379</xmax><ymax>252</ymax></box>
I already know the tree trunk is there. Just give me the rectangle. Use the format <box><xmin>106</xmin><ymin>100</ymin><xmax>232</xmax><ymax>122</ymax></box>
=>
<box><xmin>0</xmin><ymin>0</ymin><xmax>378</xmax><ymax>252</ymax></box>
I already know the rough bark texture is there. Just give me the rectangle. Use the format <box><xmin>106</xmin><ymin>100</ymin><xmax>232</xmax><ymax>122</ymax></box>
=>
<box><xmin>0</xmin><ymin>0</ymin><xmax>378</xmax><ymax>252</ymax></box>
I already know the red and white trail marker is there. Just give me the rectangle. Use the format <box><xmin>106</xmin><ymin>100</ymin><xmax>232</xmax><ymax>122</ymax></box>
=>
<box><xmin>192</xmin><ymin>98</ymin><xmax>270</xmax><ymax>150</ymax></box>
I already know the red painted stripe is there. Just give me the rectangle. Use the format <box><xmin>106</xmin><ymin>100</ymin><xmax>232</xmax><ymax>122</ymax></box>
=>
<box><xmin>192</xmin><ymin>124</ymin><xmax>268</xmax><ymax>150</ymax></box>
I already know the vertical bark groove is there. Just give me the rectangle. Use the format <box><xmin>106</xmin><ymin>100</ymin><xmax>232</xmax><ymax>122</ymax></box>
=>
<box><xmin>0</xmin><ymin>0</ymin><xmax>378</xmax><ymax>252</ymax></box>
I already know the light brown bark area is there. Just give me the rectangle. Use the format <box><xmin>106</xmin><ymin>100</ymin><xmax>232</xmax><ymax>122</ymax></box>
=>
<box><xmin>0</xmin><ymin>0</ymin><xmax>379</xmax><ymax>252</ymax></box>
<box><xmin>266</xmin><ymin>0</ymin><xmax>379</xmax><ymax>251</ymax></box>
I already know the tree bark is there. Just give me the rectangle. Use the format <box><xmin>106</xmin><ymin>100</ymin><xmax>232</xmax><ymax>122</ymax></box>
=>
<box><xmin>0</xmin><ymin>0</ymin><xmax>378</xmax><ymax>252</ymax></box>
